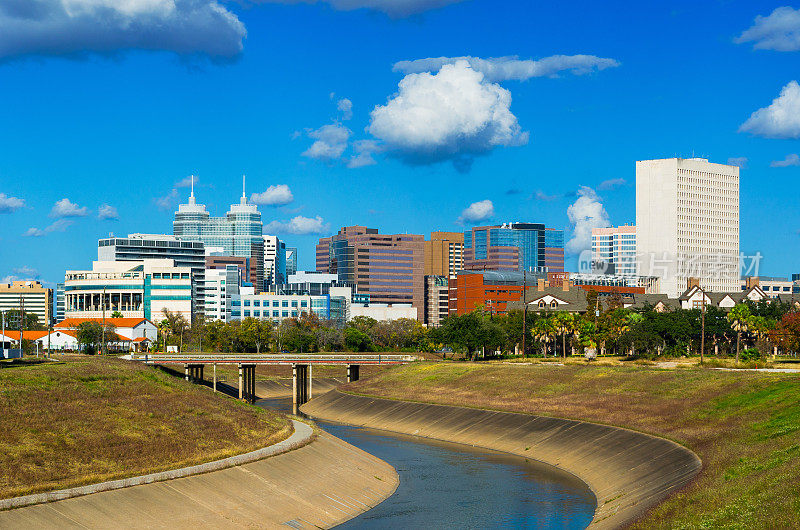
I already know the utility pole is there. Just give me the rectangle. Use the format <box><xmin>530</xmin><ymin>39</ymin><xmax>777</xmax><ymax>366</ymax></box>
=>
<box><xmin>700</xmin><ymin>286</ymin><xmax>706</xmax><ymax>366</ymax></box>
<box><xmin>20</xmin><ymin>295</ymin><xmax>24</xmax><ymax>356</ymax></box>
<box><xmin>521</xmin><ymin>269</ymin><xmax>527</xmax><ymax>357</ymax></box>
<box><xmin>101</xmin><ymin>287</ymin><xmax>106</xmax><ymax>355</ymax></box>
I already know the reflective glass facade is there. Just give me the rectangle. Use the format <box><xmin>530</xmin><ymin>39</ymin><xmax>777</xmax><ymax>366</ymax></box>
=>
<box><xmin>463</xmin><ymin>223</ymin><xmax>564</xmax><ymax>272</ymax></box>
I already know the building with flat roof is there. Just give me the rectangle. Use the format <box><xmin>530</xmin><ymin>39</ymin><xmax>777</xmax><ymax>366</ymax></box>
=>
<box><xmin>285</xmin><ymin>247</ymin><xmax>298</xmax><ymax>276</ymax></box>
<box><xmin>264</xmin><ymin>235</ymin><xmax>286</xmax><ymax>287</ymax></box>
<box><xmin>636</xmin><ymin>158</ymin><xmax>740</xmax><ymax>297</ymax></box>
<box><xmin>424</xmin><ymin>231</ymin><xmax>464</xmax><ymax>279</ymax></box>
<box><xmin>98</xmin><ymin>233</ymin><xmax>205</xmax><ymax>315</ymax></box>
<box><xmin>591</xmin><ymin>225</ymin><xmax>637</xmax><ymax>276</ymax></box>
<box><xmin>316</xmin><ymin>226</ymin><xmax>425</xmax><ymax>320</ymax></box>
<box><xmin>424</xmin><ymin>275</ymin><xmax>450</xmax><ymax>327</ymax></box>
<box><xmin>463</xmin><ymin>223</ymin><xmax>564</xmax><ymax>273</ymax></box>
<box><xmin>173</xmin><ymin>177</ymin><xmax>264</xmax><ymax>291</ymax></box>
<box><xmin>203</xmin><ymin>265</ymin><xmax>240</xmax><ymax>322</ymax></box>
<box><xmin>0</xmin><ymin>280</ymin><xmax>52</xmax><ymax>326</ymax></box>
<box><xmin>448</xmin><ymin>269</ymin><xmax>548</xmax><ymax>316</ymax></box>
<box><xmin>64</xmin><ymin>259</ymin><xmax>192</xmax><ymax>322</ymax></box>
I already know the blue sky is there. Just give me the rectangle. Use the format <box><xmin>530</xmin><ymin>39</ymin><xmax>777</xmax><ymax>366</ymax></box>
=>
<box><xmin>1</xmin><ymin>0</ymin><xmax>800</xmax><ymax>285</ymax></box>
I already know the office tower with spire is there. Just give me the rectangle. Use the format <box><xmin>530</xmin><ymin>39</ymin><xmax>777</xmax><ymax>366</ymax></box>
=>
<box><xmin>174</xmin><ymin>176</ymin><xmax>265</xmax><ymax>291</ymax></box>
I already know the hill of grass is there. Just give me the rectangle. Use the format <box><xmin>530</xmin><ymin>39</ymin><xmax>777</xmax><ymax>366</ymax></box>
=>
<box><xmin>0</xmin><ymin>357</ymin><xmax>291</xmax><ymax>499</ymax></box>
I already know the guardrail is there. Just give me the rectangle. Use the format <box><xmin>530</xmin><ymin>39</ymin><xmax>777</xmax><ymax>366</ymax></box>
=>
<box><xmin>131</xmin><ymin>353</ymin><xmax>417</xmax><ymax>365</ymax></box>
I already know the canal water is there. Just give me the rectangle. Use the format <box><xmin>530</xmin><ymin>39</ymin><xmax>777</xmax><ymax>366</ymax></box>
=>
<box><xmin>257</xmin><ymin>397</ymin><xmax>596</xmax><ymax>529</ymax></box>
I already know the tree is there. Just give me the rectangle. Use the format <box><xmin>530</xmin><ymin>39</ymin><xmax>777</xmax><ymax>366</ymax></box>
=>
<box><xmin>2</xmin><ymin>310</ymin><xmax>44</xmax><ymax>331</ymax></box>
<box><xmin>110</xmin><ymin>310</ymin><xmax>123</xmax><ymax>318</ymax></box>
<box><xmin>344</xmin><ymin>327</ymin><xmax>372</xmax><ymax>352</ymax></box>
<box><xmin>162</xmin><ymin>309</ymin><xmax>189</xmax><ymax>352</ymax></box>
<box><xmin>553</xmin><ymin>313</ymin><xmax>576</xmax><ymax>359</ymax></box>
<box><xmin>727</xmin><ymin>303</ymin><xmax>751</xmax><ymax>364</ymax></box>
<box><xmin>532</xmin><ymin>315</ymin><xmax>555</xmax><ymax>356</ymax></box>
<box><xmin>239</xmin><ymin>317</ymin><xmax>272</xmax><ymax>353</ymax></box>
<box><xmin>76</xmin><ymin>321</ymin><xmax>118</xmax><ymax>354</ymax></box>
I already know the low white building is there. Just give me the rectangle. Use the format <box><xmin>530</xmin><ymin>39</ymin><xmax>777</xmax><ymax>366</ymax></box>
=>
<box><xmin>349</xmin><ymin>303</ymin><xmax>417</xmax><ymax>321</ymax></box>
<box><xmin>64</xmin><ymin>259</ymin><xmax>193</xmax><ymax>323</ymax></box>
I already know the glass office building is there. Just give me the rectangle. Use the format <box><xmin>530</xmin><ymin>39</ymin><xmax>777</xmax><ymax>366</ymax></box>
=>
<box><xmin>173</xmin><ymin>179</ymin><xmax>264</xmax><ymax>291</ymax></box>
<box><xmin>464</xmin><ymin>223</ymin><xmax>564</xmax><ymax>272</ymax></box>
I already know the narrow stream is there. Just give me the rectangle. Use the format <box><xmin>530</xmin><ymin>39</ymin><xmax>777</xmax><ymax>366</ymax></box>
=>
<box><xmin>257</xmin><ymin>397</ymin><xmax>596</xmax><ymax>529</ymax></box>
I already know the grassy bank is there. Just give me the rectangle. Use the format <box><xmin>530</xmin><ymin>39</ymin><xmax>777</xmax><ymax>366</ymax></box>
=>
<box><xmin>0</xmin><ymin>357</ymin><xmax>291</xmax><ymax>499</ymax></box>
<box><xmin>344</xmin><ymin>362</ymin><xmax>800</xmax><ymax>529</ymax></box>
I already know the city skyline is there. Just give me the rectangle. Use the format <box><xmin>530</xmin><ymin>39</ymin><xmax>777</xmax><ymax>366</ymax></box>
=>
<box><xmin>3</xmin><ymin>1</ymin><xmax>800</xmax><ymax>285</ymax></box>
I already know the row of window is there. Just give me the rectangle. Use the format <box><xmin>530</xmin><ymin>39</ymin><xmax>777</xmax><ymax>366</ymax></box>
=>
<box><xmin>232</xmin><ymin>299</ymin><xmax>309</xmax><ymax>308</ymax></box>
<box><xmin>151</xmin><ymin>273</ymin><xmax>190</xmax><ymax>279</ymax></box>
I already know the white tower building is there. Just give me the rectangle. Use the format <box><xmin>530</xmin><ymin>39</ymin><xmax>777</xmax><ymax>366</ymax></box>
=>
<box><xmin>636</xmin><ymin>158</ymin><xmax>740</xmax><ymax>297</ymax></box>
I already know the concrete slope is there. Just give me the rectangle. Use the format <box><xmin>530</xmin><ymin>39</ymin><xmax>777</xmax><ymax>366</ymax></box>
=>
<box><xmin>301</xmin><ymin>390</ymin><xmax>701</xmax><ymax>529</ymax></box>
<box><xmin>0</xmin><ymin>428</ymin><xmax>398</xmax><ymax>529</ymax></box>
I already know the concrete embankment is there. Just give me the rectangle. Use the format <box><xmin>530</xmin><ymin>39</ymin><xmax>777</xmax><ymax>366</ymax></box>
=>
<box><xmin>0</xmin><ymin>419</ymin><xmax>398</xmax><ymax>529</ymax></box>
<box><xmin>301</xmin><ymin>390</ymin><xmax>701</xmax><ymax>529</ymax></box>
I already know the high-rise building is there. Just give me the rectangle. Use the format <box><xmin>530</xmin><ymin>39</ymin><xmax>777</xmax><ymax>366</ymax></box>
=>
<box><xmin>636</xmin><ymin>158</ymin><xmax>739</xmax><ymax>297</ymax></box>
<box><xmin>64</xmin><ymin>259</ymin><xmax>193</xmax><ymax>322</ymax></box>
<box><xmin>263</xmin><ymin>235</ymin><xmax>286</xmax><ymax>287</ymax></box>
<box><xmin>591</xmin><ymin>225</ymin><xmax>637</xmax><ymax>276</ymax></box>
<box><xmin>285</xmin><ymin>247</ymin><xmax>298</xmax><ymax>276</ymax></box>
<box><xmin>54</xmin><ymin>283</ymin><xmax>65</xmax><ymax>324</ymax></box>
<box><xmin>0</xmin><ymin>281</ymin><xmax>53</xmax><ymax>326</ymax></box>
<box><xmin>424</xmin><ymin>231</ymin><xmax>464</xmax><ymax>279</ymax></box>
<box><xmin>463</xmin><ymin>223</ymin><xmax>564</xmax><ymax>273</ymax></box>
<box><xmin>203</xmin><ymin>265</ymin><xmax>240</xmax><ymax>322</ymax></box>
<box><xmin>98</xmin><ymin>233</ymin><xmax>205</xmax><ymax>315</ymax></box>
<box><xmin>173</xmin><ymin>177</ymin><xmax>265</xmax><ymax>292</ymax></box>
<box><xmin>316</xmin><ymin>226</ymin><xmax>424</xmax><ymax>320</ymax></box>
<box><xmin>424</xmin><ymin>275</ymin><xmax>450</xmax><ymax>327</ymax></box>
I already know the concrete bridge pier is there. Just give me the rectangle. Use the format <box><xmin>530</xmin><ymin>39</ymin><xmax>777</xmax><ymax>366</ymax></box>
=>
<box><xmin>185</xmin><ymin>364</ymin><xmax>204</xmax><ymax>383</ymax></box>
<box><xmin>292</xmin><ymin>364</ymin><xmax>311</xmax><ymax>412</ymax></box>
<box><xmin>346</xmin><ymin>364</ymin><xmax>360</xmax><ymax>383</ymax></box>
<box><xmin>238</xmin><ymin>364</ymin><xmax>256</xmax><ymax>404</ymax></box>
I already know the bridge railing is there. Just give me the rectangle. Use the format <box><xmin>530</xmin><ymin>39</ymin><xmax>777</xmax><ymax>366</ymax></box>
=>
<box><xmin>131</xmin><ymin>353</ymin><xmax>418</xmax><ymax>364</ymax></box>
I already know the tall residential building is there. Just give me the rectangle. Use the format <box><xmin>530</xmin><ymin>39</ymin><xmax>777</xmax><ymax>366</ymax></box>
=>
<box><xmin>203</xmin><ymin>265</ymin><xmax>240</xmax><ymax>322</ymax></box>
<box><xmin>316</xmin><ymin>226</ymin><xmax>425</xmax><ymax>320</ymax></box>
<box><xmin>64</xmin><ymin>259</ymin><xmax>193</xmax><ymax>322</ymax></box>
<box><xmin>636</xmin><ymin>158</ymin><xmax>740</xmax><ymax>297</ymax></box>
<box><xmin>98</xmin><ymin>233</ymin><xmax>205</xmax><ymax>315</ymax></box>
<box><xmin>0</xmin><ymin>281</ymin><xmax>53</xmax><ymax>326</ymax></box>
<box><xmin>424</xmin><ymin>231</ymin><xmax>464</xmax><ymax>279</ymax></box>
<box><xmin>173</xmin><ymin>178</ymin><xmax>264</xmax><ymax>292</ymax></box>
<box><xmin>463</xmin><ymin>223</ymin><xmax>564</xmax><ymax>273</ymax></box>
<box><xmin>591</xmin><ymin>225</ymin><xmax>637</xmax><ymax>276</ymax></box>
<box><xmin>285</xmin><ymin>247</ymin><xmax>298</xmax><ymax>276</ymax></box>
<box><xmin>263</xmin><ymin>235</ymin><xmax>286</xmax><ymax>287</ymax></box>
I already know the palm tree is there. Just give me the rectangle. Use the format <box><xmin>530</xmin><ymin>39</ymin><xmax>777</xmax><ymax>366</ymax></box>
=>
<box><xmin>533</xmin><ymin>316</ymin><xmax>554</xmax><ymax>356</ymax></box>
<box><xmin>727</xmin><ymin>303</ymin><xmax>751</xmax><ymax>364</ymax></box>
<box><xmin>553</xmin><ymin>313</ymin><xmax>576</xmax><ymax>360</ymax></box>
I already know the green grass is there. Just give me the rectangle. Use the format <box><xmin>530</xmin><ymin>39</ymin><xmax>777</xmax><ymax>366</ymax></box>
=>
<box><xmin>0</xmin><ymin>357</ymin><xmax>291</xmax><ymax>499</ymax></box>
<box><xmin>345</xmin><ymin>362</ymin><xmax>800</xmax><ymax>529</ymax></box>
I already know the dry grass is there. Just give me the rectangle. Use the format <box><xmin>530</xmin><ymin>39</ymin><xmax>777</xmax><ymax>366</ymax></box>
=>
<box><xmin>0</xmin><ymin>357</ymin><xmax>291</xmax><ymax>499</ymax></box>
<box><xmin>346</xmin><ymin>362</ymin><xmax>800</xmax><ymax>529</ymax></box>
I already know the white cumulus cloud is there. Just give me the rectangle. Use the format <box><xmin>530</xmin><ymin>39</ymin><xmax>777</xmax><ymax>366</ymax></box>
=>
<box><xmin>0</xmin><ymin>0</ymin><xmax>247</xmax><ymax>62</ymax></box>
<box><xmin>302</xmin><ymin>123</ymin><xmax>351</xmax><ymax>161</ymax></box>
<box><xmin>24</xmin><ymin>218</ymin><xmax>73</xmax><ymax>237</ymax></box>
<box><xmin>566</xmin><ymin>187</ymin><xmax>609</xmax><ymax>255</ymax></box>
<box><xmin>598</xmin><ymin>178</ymin><xmax>626</xmax><ymax>190</ymax></box>
<box><xmin>393</xmin><ymin>54</ymin><xmax>620</xmax><ymax>82</ymax></box>
<box><xmin>0</xmin><ymin>192</ymin><xmax>24</xmax><ymax>213</ymax></box>
<box><xmin>264</xmin><ymin>215</ymin><xmax>329</xmax><ymax>235</ymax></box>
<box><xmin>457</xmin><ymin>199</ymin><xmax>494</xmax><ymax>224</ymax></box>
<box><xmin>255</xmin><ymin>0</ymin><xmax>465</xmax><ymax>18</ymax></box>
<box><xmin>739</xmin><ymin>81</ymin><xmax>800</xmax><ymax>138</ymax></box>
<box><xmin>771</xmin><ymin>153</ymin><xmax>800</xmax><ymax>167</ymax></box>
<box><xmin>369</xmin><ymin>60</ymin><xmax>528</xmax><ymax>172</ymax></box>
<box><xmin>337</xmin><ymin>98</ymin><xmax>353</xmax><ymax>120</ymax></box>
<box><xmin>98</xmin><ymin>204</ymin><xmax>119</xmax><ymax>220</ymax></box>
<box><xmin>251</xmin><ymin>184</ymin><xmax>294</xmax><ymax>206</ymax></box>
<box><xmin>346</xmin><ymin>140</ymin><xmax>380</xmax><ymax>168</ymax></box>
<box><xmin>736</xmin><ymin>6</ymin><xmax>800</xmax><ymax>51</ymax></box>
<box><xmin>50</xmin><ymin>197</ymin><xmax>88</xmax><ymax>218</ymax></box>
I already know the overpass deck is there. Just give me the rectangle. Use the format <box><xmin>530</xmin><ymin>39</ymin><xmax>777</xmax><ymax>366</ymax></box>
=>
<box><xmin>132</xmin><ymin>354</ymin><xmax>416</xmax><ymax>365</ymax></box>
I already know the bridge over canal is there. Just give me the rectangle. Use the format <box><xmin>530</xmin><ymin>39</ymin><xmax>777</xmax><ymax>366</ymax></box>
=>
<box><xmin>131</xmin><ymin>354</ymin><xmax>416</xmax><ymax>407</ymax></box>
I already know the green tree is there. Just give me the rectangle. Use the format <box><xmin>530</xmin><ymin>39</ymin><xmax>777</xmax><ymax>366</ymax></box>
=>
<box><xmin>239</xmin><ymin>317</ymin><xmax>272</xmax><ymax>353</ymax></box>
<box><xmin>553</xmin><ymin>313</ymin><xmax>577</xmax><ymax>359</ymax></box>
<box><xmin>110</xmin><ymin>310</ymin><xmax>123</xmax><ymax>318</ymax></box>
<box><xmin>344</xmin><ymin>327</ymin><xmax>373</xmax><ymax>352</ymax></box>
<box><xmin>727</xmin><ymin>303</ymin><xmax>752</xmax><ymax>364</ymax></box>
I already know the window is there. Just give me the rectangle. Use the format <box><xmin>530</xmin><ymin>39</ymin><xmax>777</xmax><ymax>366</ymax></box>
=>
<box><xmin>291</xmin><ymin>300</ymin><xmax>298</xmax><ymax>308</ymax></box>
<box><xmin>244</xmin><ymin>300</ymin><xmax>250</xmax><ymax>307</ymax></box>
<box><xmin>282</xmin><ymin>310</ymin><xmax>289</xmax><ymax>317</ymax></box>
<box><xmin>172</xmin><ymin>273</ymin><xmax>181</xmax><ymax>279</ymax></box>
<box><xmin>152</xmin><ymin>273</ymin><xmax>161</xmax><ymax>279</ymax></box>
<box><xmin>292</xmin><ymin>311</ymin><xmax>298</xmax><ymax>317</ymax></box>
<box><xmin>538</xmin><ymin>301</ymin><xmax>545</xmax><ymax>308</ymax></box>
<box><xmin>244</xmin><ymin>310</ymin><xmax>250</xmax><ymax>317</ymax></box>
<box><xmin>253</xmin><ymin>300</ymin><xmax>260</xmax><ymax>307</ymax></box>
<box><xmin>181</xmin><ymin>273</ymin><xmax>189</xmax><ymax>279</ymax></box>
<box><xmin>301</xmin><ymin>300</ymin><xmax>308</xmax><ymax>307</ymax></box>
<box><xmin>273</xmin><ymin>300</ymin><xmax>279</xmax><ymax>307</ymax></box>
<box><xmin>282</xmin><ymin>301</ymin><xmax>289</xmax><ymax>307</ymax></box>
<box><xmin>253</xmin><ymin>310</ymin><xmax>260</xmax><ymax>317</ymax></box>
<box><xmin>550</xmin><ymin>301</ymin><xmax>557</xmax><ymax>309</ymax></box>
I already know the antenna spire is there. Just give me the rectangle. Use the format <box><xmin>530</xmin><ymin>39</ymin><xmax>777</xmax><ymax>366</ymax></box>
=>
<box><xmin>241</xmin><ymin>174</ymin><xmax>247</xmax><ymax>204</ymax></box>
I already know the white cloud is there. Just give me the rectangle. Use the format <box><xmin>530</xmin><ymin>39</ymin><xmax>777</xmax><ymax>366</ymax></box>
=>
<box><xmin>566</xmin><ymin>187</ymin><xmax>609</xmax><ymax>255</ymax></box>
<box><xmin>255</xmin><ymin>0</ymin><xmax>465</xmax><ymax>18</ymax></box>
<box><xmin>393</xmin><ymin>54</ymin><xmax>620</xmax><ymax>82</ymax></box>
<box><xmin>23</xmin><ymin>219</ymin><xmax>73</xmax><ymax>237</ymax></box>
<box><xmin>98</xmin><ymin>204</ymin><xmax>119</xmax><ymax>220</ymax></box>
<box><xmin>264</xmin><ymin>215</ymin><xmax>329</xmax><ymax>235</ymax></box>
<box><xmin>736</xmin><ymin>7</ymin><xmax>800</xmax><ymax>51</ymax></box>
<box><xmin>154</xmin><ymin>188</ymin><xmax>179</xmax><ymax>210</ymax></box>
<box><xmin>369</xmin><ymin>60</ymin><xmax>528</xmax><ymax>172</ymax></box>
<box><xmin>50</xmin><ymin>197</ymin><xmax>88</xmax><ymax>218</ymax></box>
<box><xmin>727</xmin><ymin>157</ymin><xmax>748</xmax><ymax>168</ymax></box>
<box><xmin>175</xmin><ymin>175</ymin><xmax>197</xmax><ymax>188</ymax></box>
<box><xmin>251</xmin><ymin>184</ymin><xmax>294</xmax><ymax>206</ymax></box>
<box><xmin>337</xmin><ymin>98</ymin><xmax>353</xmax><ymax>120</ymax></box>
<box><xmin>739</xmin><ymin>80</ymin><xmax>800</xmax><ymax>138</ymax></box>
<box><xmin>11</xmin><ymin>266</ymin><xmax>39</xmax><ymax>279</ymax></box>
<box><xmin>302</xmin><ymin>123</ymin><xmax>351</xmax><ymax>161</ymax></box>
<box><xmin>346</xmin><ymin>140</ymin><xmax>380</xmax><ymax>168</ymax></box>
<box><xmin>457</xmin><ymin>199</ymin><xmax>494</xmax><ymax>224</ymax></box>
<box><xmin>771</xmin><ymin>153</ymin><xmax>800</xmax><ymax>167</ymax></box>
<box><xmin>0</xmin><ymin>192</ymin><xmax>24</xmax><ymax>213</ymax></box>
<box><xmin>0</xmin><ymin>0</ymin><xmax>246</xmax><ymax>62</ymax></box>
<box><xmin>532</xmin><ymin>191</ymin><xmax>559</xmax><ymax>201</ymax></box>
<box><xmin>598</xmin><ymin>177</ymin><xmax>626</xmax><ymax>190</ymax></box>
